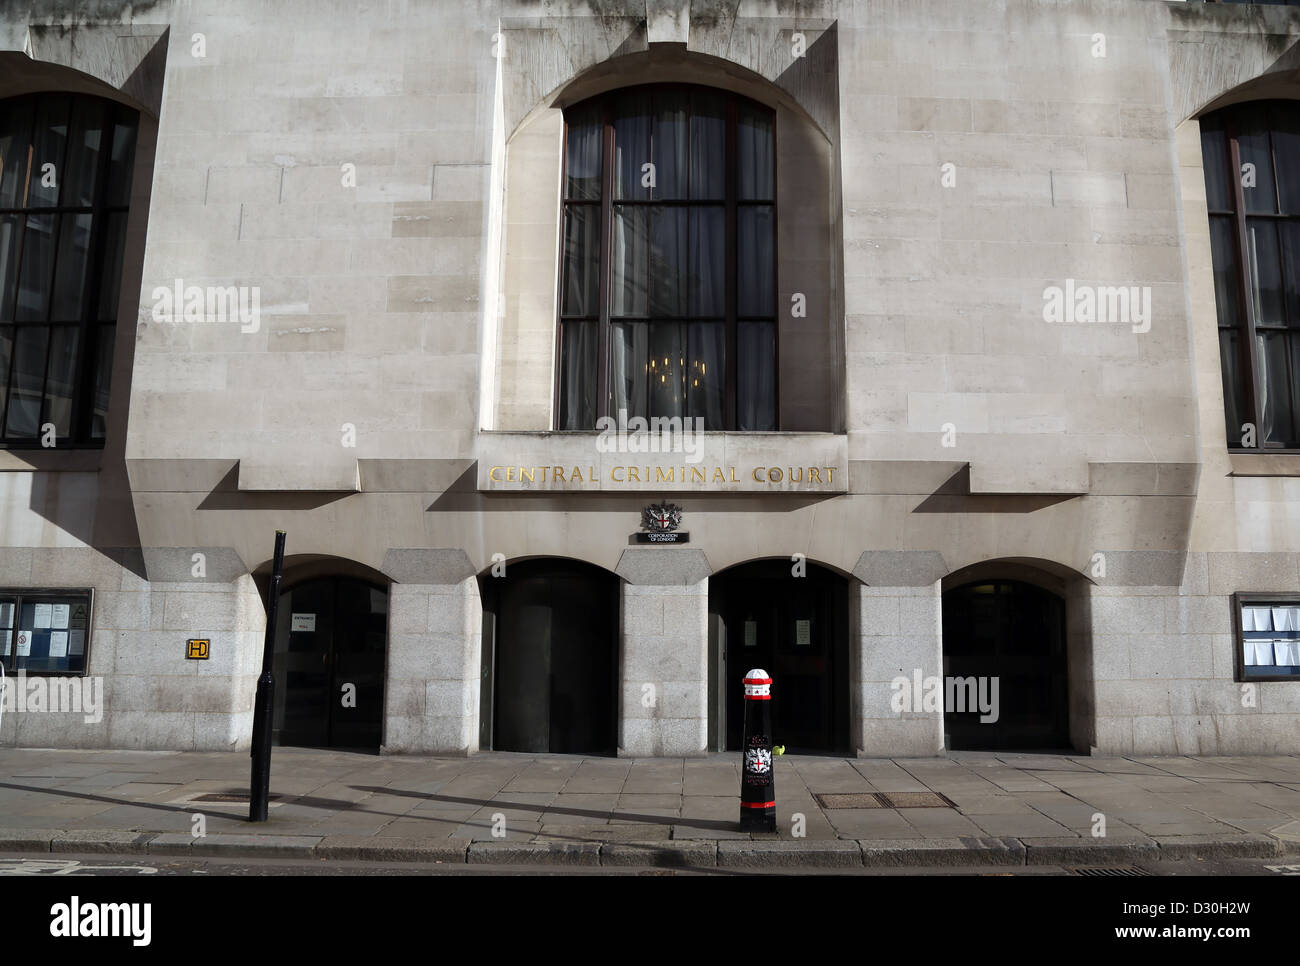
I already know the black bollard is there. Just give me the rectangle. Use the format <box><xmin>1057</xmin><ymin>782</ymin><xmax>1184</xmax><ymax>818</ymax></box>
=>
<box><xmin>249</xmin><ymin>530</ymin><xmax>286</xmax><ymax>822</ymax></box>
<box><xmin>739</xmin><ymin>668</ymin><xmax>776</xmax><ymax>832</ymax></box>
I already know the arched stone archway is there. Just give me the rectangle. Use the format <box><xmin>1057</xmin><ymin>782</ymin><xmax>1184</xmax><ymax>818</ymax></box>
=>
<box><xmin>478</xmin><ymin>557</ymin><xmax>619</xmax><ymax>755</ymax></box>
<box><xmin>271</xmin><ymin>574</ymin><xmax>389</xmax><ymax>751</ymax></box>
<box><xmin>708</xmin><ymin>558</ymin><xmax>850</xmax><ymax>754</ymax></box>
<box><xmin>942</xmin><ymin>578</ymin><xmax>1070</xmax><ymax>752</ymax></box>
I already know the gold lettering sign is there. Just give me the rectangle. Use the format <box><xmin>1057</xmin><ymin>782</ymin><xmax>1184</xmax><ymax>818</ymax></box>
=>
<box><xmin>485</xmin><ymin>465</ymin><xmax>837</xmax><ymax>487</ymax></box>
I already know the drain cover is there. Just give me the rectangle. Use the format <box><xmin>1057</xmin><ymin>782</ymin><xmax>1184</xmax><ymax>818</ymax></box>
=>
<box><xmin>815</xmin><ymin>793</ymin><xmax>885</xmax><ymax>809</ymax></box>
<box><xmin>876</xmin><ymin>791</ymin><xmax>956</xmax><ymax>809</ymax></box>
<box><xmin>1071</xmin><ymin>867</ymin><xmax>1152</xmax><ymax>877</ymax></box>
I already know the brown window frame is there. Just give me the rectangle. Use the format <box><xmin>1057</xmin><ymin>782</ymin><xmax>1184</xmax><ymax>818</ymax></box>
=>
<box><xmin>555</xmin><ymin>83</ymin><xmax>779</xmax><ymax>432</ymax></box>
<box><xmin>0</xmin><ymin>92</ymin><xmax>138</xmax><ymax>449</ymax></box>
<box><xmin>1201</xmin><ymin>100</ymin><xmax>1300</xmax><ymax>452</ymax></box>
<box><xmin>1231</xmin><ymin>592</ymin><xmax>1300</xmax><ymax>683</ymax></box>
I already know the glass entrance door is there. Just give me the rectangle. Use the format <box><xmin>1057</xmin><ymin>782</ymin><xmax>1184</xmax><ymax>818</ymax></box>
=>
<box><xmin>272</xmin><ymin>577</ymin><xmax>387</xmax><ymax>750</ymax></box>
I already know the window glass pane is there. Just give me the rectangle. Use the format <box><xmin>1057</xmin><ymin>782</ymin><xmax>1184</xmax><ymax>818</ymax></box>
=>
<box><xmin>1246</xmin><ymin>218</ymin><xmax>1285</xmax><ymax>326</ymax></box>
<box><xmin>105</xmin><ymin>114</ymin><xmax>137</xmax><ymax>208</ymax></box>
<box><xmin>61</xmin><ymin>98</ymin><xmax>107</xmax><ymax>208</ymax></box>
<box><xmin>51</xmin><ymin>213</ymin><xmax>93</xmax><ymax>321</ymax></box>
<box><xmin>610</xmin><ymin>321</ymin><xmax>647</xmax><ymax>421</ymax></box>
<box><xmin>1259</xmin><ymin>330</ymin><xmax>1297</xmax><ymax>445</ymax></box>
<box><xmin>12</xmin><ymin>593</ymin><xmax>91</xmax><ymax>673</ymax></box>
<box><xmin>690</xmin><ymin>91</ymin><xmax>725</xmax><ymax>201</ymax></box>
<box><xmin>689</xmin><ymin>207</ymin><xmax>724</xmax><ymax>317</ymax></box>
<box><xmin>0</xmin><ymin>98</ymin><xmax>33</xmax><ymax>210</ymax></box>
<box><xmin>611</xmin><ymin>205</ymin><xmax>647</xmax><ymax>317</ymax></box>
<box><xmin>687</xmin><ymin>322</ymin><xmax>724</xmax><ymax>428</ymax></box>
<box><xmin>648</xmin><ymin>322</ymin><xmax>685</xmax><ymax>418</ymax></box>
<box><xmin>0</xmin><ymin>325</ymin><xmax>11</xmax><ymax>431</ymax></box>
<box><xmin>0</xmin><ymin>597</ymin><xmax>12</xmax><ymax>662</ymax></box>
<box><xmin>614</xmin><ymin>92</ymin><xmax>651</xmax><ymax>201</ymax></box>
<box><xmin>1236</xmin><ymin>104</ymin><xmax>1277</xmax><ymax>215</ymax></box>
<box><xmin>1282</xmin><ymin>220</ymin><xmax>1300</xmax><ymax>327</ymax></box>
<box><xmin>1201</xmin><ymin>123</ymin><xmax>1232</xmax><ymax>212</ymax></box>
<box><xmin>649</xmin><ymin>206</ymin><xmax>686</xmax><ymax>317</ymax></box>
<box><xmin>15</xmin><ymin>212</ymin><xmax>54</xmax><ymax>321</ymax></box>
<box><xmin>1274</xmin><ymin>109</ymin><xmax>1300</xmax><ymax>216</ymax></box>
<box><xmin>565</xmin><ymin>106</ymin><xmax>602</xmax><ymax>202</ymax></box>
<box><xmin>653</xmin><ymin>90</ymin><xmax>687</xmax><ymax>200</ymax></box>
<box><xmin>4</xmin><ymin>325</ymin><xmax>49</xmax><ymax>438</ymax></box>
<box><xmin>557</xmin><ymin>321</ymin><xmax>597</xmax><ymax>430</ymax></box>
<box><xmin>1220</xmin><ymin>328</ymin><xmax>1247</xmax><ymax>447</ymax></box>
<box><xmin>0</xmin><ymin>214</ymin><xmax>18</xmax><ymax>320</ymax></box>
<box><xmin>737</xmin><ymin>104</ymin><xmax>774</xmax><ymax>201</ymax></box>
<box><xmin>738</xmin><ymin>321</ymin><xmax>776</xmax><ymax>431</ymax></box>
<box><xmin>91</xmin><ymin>325</ymin><xmax>113</xmax><ymax>439</ymax></box>
<box><xmin>27</xmin><ymin>95</ymin><xmax>70</xmax><ymax>208</ymax></box>
<box><xmin>42</xmin><ymin>325</ymin><xmax>79</xmax><ymax>440</ymax></box>
<box><xmin>562</xmin><ymin>205</ymin><xmax>599</xmax><ymax>317</ymax></box>
<box><xmin>98</xmin><ymin>211</ymin><xmax>128</xmax><ymax>320</ymax></box>
<box><xmin>738</xmin><ymin>205</ymin><xmax>774</xmax><ymax>317</ymax></box>
<box><xmin>1209</xmin><ymin>215</ymin><xmax>1241</xmax><ymax>329</ymax></box>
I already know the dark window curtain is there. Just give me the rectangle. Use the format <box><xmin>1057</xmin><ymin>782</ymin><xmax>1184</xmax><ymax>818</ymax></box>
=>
<box><xmin>611</xmin><ymin>321</ymin><xmax>647</xmax><ymax>420</ymax></box>
<box><xmin>738</xmin><ymin>322</ymin><xmax>776</xmax><ymax>431</ymax></box>
<box><xmin>559</xmin><ymin>87</ymin><xmax>777</xmax><ymax>431</ymax></box>
<box><xmin>558</xmin><ymin>322</ymin><xmax>598</xmax><ymax>430</ymax></box>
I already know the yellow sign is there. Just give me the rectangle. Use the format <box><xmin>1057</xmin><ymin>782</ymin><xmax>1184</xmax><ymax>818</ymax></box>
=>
<box><xmin>186</xmin><ymin>639</ymin><xmax>210</xmax><ymax>660</ymax></box>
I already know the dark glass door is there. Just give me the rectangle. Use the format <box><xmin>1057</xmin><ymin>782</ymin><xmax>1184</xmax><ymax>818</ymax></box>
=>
<box><xmin>942</xmin><ymin>580</ymin><xmax>1068</xmax><ymax>750</ymax></box>
<box><xmin>272</xmin><ymin>577</ymin><xmax>387</xmax><ymax>750</ymax></box>
<box><xmin>715</xmin><ymin>561</ymin><xmax>848</xmax><ymax>754</ymax></box>
<box><xmin>483</xmin><ymin>560</ymin><xmax>617</xmax><ymax>755</ymax></box>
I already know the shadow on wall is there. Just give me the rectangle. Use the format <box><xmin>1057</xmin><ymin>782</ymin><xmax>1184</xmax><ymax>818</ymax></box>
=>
<box><xmin>1</xmin><ymin>32</ymin><xmax>169</xmax><ymax>573</ymax></box>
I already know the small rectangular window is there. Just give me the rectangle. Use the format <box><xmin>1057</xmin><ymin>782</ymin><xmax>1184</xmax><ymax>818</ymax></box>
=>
<box><xmin>1233</xmin><ymin>593</ymin><xmax>1300</xmax><ymax>682</ymax></box>
<box><xmin>0</xmin><ymin>589</ymin><xmax>93</xmax><ymax>675</ymax></box>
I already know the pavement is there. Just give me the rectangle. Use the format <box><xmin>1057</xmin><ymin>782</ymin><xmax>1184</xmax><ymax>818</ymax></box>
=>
<box><xmin>1</xmin><ymin>747</ymin><xmax>1298</xmax><ymax>869</ymax></box>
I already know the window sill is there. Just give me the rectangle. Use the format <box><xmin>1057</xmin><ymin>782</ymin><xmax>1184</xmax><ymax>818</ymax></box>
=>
<box><xmin>0</xmin><ymin>450</ymin><xmax>103</xmax><ymax>473</ymax></box>
<box><xmin>1227</xmin><ymin>452</ymin><xmax>1300</xmax><ymax>477</ymax></box>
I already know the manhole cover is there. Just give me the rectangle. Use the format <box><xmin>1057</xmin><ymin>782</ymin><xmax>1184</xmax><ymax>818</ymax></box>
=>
<box><xmin>814</xmin><ymin>793</ymin><xmax>886</xmax><ymax>809</ymax></box>
<box><xmin>876</xmin><ymin>792</ymin><xmax>956</xmax><ymax>809</ymax></box>
<box><xmin>1071</xmin><ymin>867</ymin><xmax>1152</xmax><ymax>877</ymax></box>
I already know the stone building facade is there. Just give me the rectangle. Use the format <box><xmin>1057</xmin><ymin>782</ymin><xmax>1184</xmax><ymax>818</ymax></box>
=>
<box><xmin>1</xmin><ymin>0</ymin><xmax>1298</xmax><ymax>757</ymax></box>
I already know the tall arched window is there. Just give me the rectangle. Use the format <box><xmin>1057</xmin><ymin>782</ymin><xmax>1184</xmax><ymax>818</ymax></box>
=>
<box><xmin>557</xmin><ymin>85</ymin><xmax>777</xmax><ymax>431</ymax></box>
<box><xmin>0</xmin><ymin>93</ymin><xmax>137</xmax><ymax>447</ymax></box>
<box><xmin>1201</xmin><ymin>100</ymin><xmax>1300</xmax><ymax>449</ymax></box>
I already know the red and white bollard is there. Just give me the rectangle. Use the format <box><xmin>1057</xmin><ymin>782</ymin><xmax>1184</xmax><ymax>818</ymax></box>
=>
<box><xmin>739</xmin><ymin>668</ymin><xmax>776</xmax><ymax>832</ymax></box>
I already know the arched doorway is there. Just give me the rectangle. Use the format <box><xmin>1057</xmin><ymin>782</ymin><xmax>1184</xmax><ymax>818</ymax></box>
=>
<box><xmin>479</xmin><ymin>559</ymin><xmax>618</xmax><ymax>755</ymax></box>
<box><xmin>709</xmin><ymin>560</ymin><xmax>850</xmax><ymax>754</ymax></box>
<box><xmin>271</xmin><ymin>577</ymin><xmax>388</xmax><ymax>750</ymax></box>
<box><xmin>942</xmin><ymin>580</ymin><xmax>1068</xmax><ymax>750</ymax></box>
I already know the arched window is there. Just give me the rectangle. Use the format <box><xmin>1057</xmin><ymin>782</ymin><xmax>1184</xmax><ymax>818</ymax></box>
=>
<box><xmin>557</xmin><ymin>85</ymin><xmax>776</xmax><ymax>431</ymax></box>
<box><xmin>1200</xmin><ymin>100</ymin><xmax>1300</xmax><ymax>449</ymax></box>
<box><xmin>0</xmin><ymin>93</ymin><xmax>137</xmax><ymax>447</ymax></box>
